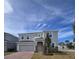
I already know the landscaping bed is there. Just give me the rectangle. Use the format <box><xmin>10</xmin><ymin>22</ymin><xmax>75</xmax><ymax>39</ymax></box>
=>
<box><xmin>31</xmin><ymin>52</ymin><xmax>75</xmax><ymax>59</ymax></box>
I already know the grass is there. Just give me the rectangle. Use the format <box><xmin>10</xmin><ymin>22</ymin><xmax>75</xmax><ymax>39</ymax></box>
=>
<box><xmin>4</xmin><ymin>52</ymin><xmax>16</xmax><ymax>56</ymax></box>
<box><xmin>31</xmin><ymin>52</ymin><xmax>75</xmax><ymax>59</ymax></box>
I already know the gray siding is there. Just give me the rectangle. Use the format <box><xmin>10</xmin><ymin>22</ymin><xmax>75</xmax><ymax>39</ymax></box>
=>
<box><xmin>4</xmin><ymin>32</ymin><xmax>18</xmax><ymax>51</ymax></box>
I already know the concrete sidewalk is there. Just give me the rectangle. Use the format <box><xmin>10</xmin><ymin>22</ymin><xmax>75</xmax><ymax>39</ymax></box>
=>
<box><xmin>59</xmin><ymin>49</ymin><xmax>75</xmax><ymax>52</ymax></box>
<box><xmin>4</xmin><ymin>52</ymin><xmax>34</xmax><ymax>59</ymax></box>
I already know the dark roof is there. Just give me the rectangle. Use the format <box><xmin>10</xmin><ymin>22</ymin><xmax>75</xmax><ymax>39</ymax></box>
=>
<box><xmin>4</xmin><ymin>32</ymin><xmax>19</xmax><ymax>42</ymax></box>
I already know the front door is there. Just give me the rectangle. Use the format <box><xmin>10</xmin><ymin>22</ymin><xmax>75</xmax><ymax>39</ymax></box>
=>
<box><xmin>37</xmin><ymin>42</ymin><xmax>43</xmax><ymax>52</ymax></box>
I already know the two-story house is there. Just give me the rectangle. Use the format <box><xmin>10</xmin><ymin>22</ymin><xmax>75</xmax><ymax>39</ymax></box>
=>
<box><xmin>17</xmin><ymin>31</ymin><xmax>58</xmax><ymax>52</ymax></box>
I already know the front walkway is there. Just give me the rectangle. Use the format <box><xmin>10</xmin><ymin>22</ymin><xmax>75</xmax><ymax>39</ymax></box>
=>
<box><xmin>4</xmin><ymin>52</ymin><xmax>34</xmax><ymax>59</ymax></box>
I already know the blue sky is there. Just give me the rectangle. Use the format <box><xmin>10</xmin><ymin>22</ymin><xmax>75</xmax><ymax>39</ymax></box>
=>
<box><xmin>4</xmin><ymin>0</ymin><xmax>75</xmax><ymax>42</ymax></box>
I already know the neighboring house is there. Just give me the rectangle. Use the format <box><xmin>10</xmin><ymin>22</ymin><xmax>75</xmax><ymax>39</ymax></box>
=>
<box><xmin>4</xmin><ymin>39</ymin><xmax>8</xmax><ymax>51</ymax></box>
<box><xmin>17</xmin><ymin>31</ymin><xmax>58</xmax><ymax>52</ymax></box>
<box><xmin>58</xmin><ymin>45</ymin><xmax>68</xmax><ymax>51</ymax></box>
<box><xmin>4</xmin><ymin>32</ymin><xmax>18</xmax><ymax>51</ymax></box>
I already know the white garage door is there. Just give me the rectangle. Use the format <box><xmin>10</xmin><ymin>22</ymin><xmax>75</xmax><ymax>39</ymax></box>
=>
<box><xmin>19</xmin><ymin>45</ymin><xmax>34</xmax><ymax>51</ymax></box>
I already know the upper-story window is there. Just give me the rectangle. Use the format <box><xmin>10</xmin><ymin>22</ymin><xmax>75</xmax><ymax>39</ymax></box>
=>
<box><xmin>27</xmin><ymin>36</ymin><xmax>29</xmax><ymax>39</ymax></box>
<box><xmin>52</xmin><ymin>43</ymin><xmax>54</xmax><ymax>47</ymax></box>
<box><xmin>49</xmin><ymin>34</ymin><xmax>52</xmax><ymax>37</ymax></box>
<box><xmin>21</xmin><ymin>36</ymin><xmax>24</xmax><ymax>39</ymax></box>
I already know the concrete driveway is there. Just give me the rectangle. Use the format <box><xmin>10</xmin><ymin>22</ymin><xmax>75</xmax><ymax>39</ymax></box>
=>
<box><xmin>4</xmin><ymin>52</ymin><xmax>34</xmax><ymax>59</ymax></box>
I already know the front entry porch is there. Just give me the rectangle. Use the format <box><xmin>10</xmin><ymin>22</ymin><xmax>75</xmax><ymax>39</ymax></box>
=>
<box><xmin>37</xmin><ymin>42</ymin><xmax>43</xmax><ymax>52</ymax></box>
<box><xmin>34</xmin><ymin>37</ymin><xmax>44</xmax><ymax>52</ymax></box>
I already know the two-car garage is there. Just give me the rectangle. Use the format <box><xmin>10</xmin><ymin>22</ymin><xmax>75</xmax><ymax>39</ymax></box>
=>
<box><xmin>19</xmin><ymin>45</ymin><xmax>34</xmax><ymax>51</ymax></box>
<box><xmin>17</xmin><ymin>41</ymin><xmax>35</xmax><ymax>52</ymax></box>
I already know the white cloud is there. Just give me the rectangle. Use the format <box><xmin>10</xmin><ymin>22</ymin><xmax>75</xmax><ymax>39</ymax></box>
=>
<box><xmin>25</xmin><ymin>14</ymin><xmax>44</xmax><ymax>22</ymax></box>
<box><xmin>38</xmin><ymin>23</ymin><xmax>47</xmax><ymax>29</ymax></box>
<box><xmin>41</xmin><ymin>5</ymin><xmax>63</xmax><ymax>16</ymax></box>
<box><xmin>35</xmin><ymin>23</ymin><xmax>41</xmax><ymax>29</ymax></box>
<box><xmin>59</xmin><ymin>27</ymin><xmax>68</xmax><ymax>32</ymax></box>
<box><xmin>59</xmin><ymin>26</ymin><xmax>72</xmax><ymax>32</ymax></box>
<box><xmin>33</xmin><ymin>0</ymin><xmax>63</xmax><ymax>16</ymax></box>
<box><xmin>4</xmin><ymin>0</ymin><xmax>13</xmax><ymax>14</ymax></box>
<box><xmin>60</xmin><ymin>17</ymin><xmax>74</xmax><ymax>24</ymax></box>
<box><xmin>59</xmin><ymin>31</ymin><xmax>73</xmax><ymax>39</ymax></box>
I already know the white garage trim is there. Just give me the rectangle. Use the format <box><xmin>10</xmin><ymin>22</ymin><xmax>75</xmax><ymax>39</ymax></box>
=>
<box><xmin>17</xmin><ymin>41</ymin><xmax>35</xmax><ymax>52</ymax></box>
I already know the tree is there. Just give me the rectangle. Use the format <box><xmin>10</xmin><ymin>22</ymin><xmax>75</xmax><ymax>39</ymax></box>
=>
<box><xmin>73</xmin><ymin>23</ymin><xmax>75</xmax><ymax>34</ymax></box>
<box><xmin>72</xmin><ymin>22</ymin><xmax>75</xmax><ymax>49</ymax></box>
<box><xmin>44</xmin><ymin>33</ymin><xmax>51</xmax><ymax>54</ymax></box>
<box><xmin>73</xmin><ymin>23</ymin><xmax>75</xmax><ymax>42</ymax></box>
<box><xmin>67</xmin><ymin>42</ymin><xmax>74</xmax><ymax>49</ymax></box>
<box><xmin>59</xmin><ymin>42</ymin><xmax>65</xmax><ymax>49</ymax></box>
<box><xmin>59</xmin><ymin>42</ymin><xmax>65</xmax><ymax>46</ymax></box>
<box><xmin>65</xmin><ymin>40</ymin><xmax>70</xmax><ymax>48</ymax></box>
<box><xmin>65</xmin><ymin>40</ymin><xmax>74</xmax><ymax>49</ymax></box>
<box><xmin>65</xmin><ymin>40</ymin><xmax>70</xmax><ymax>45</ymax></box>
<box><xmin>46</xmin><ymin>33</ymin><xmax>51</xmax><ymax>48</ymax></box>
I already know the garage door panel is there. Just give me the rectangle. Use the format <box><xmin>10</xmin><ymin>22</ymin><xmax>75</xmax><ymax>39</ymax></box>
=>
<box><xmin>19</xmin><ymin>45</ymin><xmax>34</xmax><ymax>51</ymax></box>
